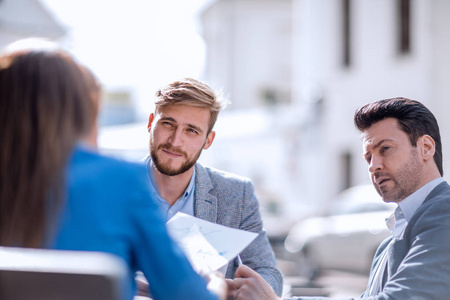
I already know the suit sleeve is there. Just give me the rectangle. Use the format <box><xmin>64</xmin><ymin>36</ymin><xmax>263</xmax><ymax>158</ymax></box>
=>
<box><xmin>370</xmin><ymin>196</ymin><xmax>450</xmax><ymax>299</ymax></box>
<box><xmin>289</xmin><ymin>189</ymin><xmax>450</xmax><ymax>300</ymax></box>
<box><xmin>238</xmin><ymin>180</ymin><xmax>284</xmax><ymax>296</ymax></box>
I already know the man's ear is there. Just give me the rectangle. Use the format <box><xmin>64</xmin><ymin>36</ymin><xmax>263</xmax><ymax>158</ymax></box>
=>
<box><xmin>419</xmin><ymin>135</ymin><xmax>436</xmax><ymax>161</ymax></box>
<box><xmin>203</xmin><ymin>131</ymin><xmax>216</xmax><ymax>150</ymax></box>
<box><xmin>147</xmin><ymin>113</ymin><xmax>154</xmax><ymax>132</ymax></box>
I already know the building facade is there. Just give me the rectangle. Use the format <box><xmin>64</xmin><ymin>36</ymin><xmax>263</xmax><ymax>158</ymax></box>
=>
<box><xmin>0</xmin><ymin>0</ymin><xmax>65</xmax><ymax>48</ymax></box>
<box><xmin>200</xmin><ymin>0</ymin><xmax>450</xmax><ymax>216</ymax></box>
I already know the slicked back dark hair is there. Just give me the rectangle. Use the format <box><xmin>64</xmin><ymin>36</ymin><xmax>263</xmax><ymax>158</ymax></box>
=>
<box><xmin>354</xmin><ymin>97</ymin><xmax>443</xmax><ymax>176</ymax></box>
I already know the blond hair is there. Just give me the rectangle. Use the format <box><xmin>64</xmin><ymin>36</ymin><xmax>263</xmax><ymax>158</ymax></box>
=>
<box><xmin>155</xmin><ymin>78</ymin><xmax>227</xmax><ymax>133</ymax></box>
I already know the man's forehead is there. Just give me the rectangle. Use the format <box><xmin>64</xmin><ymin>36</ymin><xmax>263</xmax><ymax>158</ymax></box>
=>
<box><xmin>362</xmin><ymin>134</ymin><xmax>377</xmax><ymax>153</ymax></box>
<box><xmin>361</xmin><ymin>118</ymin><xmax>404</xmax><ymax>149</ymax></box>
<box><xmin>156</xmin><ymin>104</ymin><xmax>210</xmax><ymax>129</ymax></box>
<box><xmin>362</xmin><ymin>136</ymin><xmax>394</xmax><ymax>152</ymax></box>
<box><xmin>157</xmin><ymin>104</ymin><xmax>207</xmax><ymax>117</ymax></box>
<box><xmin>361</xmin><ymin>130</ymin><xmax>380</xmax><ymax>145</ymax></box>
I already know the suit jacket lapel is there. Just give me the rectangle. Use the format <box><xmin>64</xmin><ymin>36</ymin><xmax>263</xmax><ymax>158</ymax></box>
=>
<box><xmin>364</xmin><ymin>237</ymin><xmax>392</xmax><ymax>296</ymax></box>
<box><xmin>193</xmin><ymin>163</ymin><xmax>218</xmax><ymax>223</ymax></box>
<box><xmin>422</xmin><ymin>181</ymin><xmax>448</xmax><ymax>205</ymax></box>
<box><xmin>365</xmin><ymin>181</ymin><xmax>449</xmax><ymax>295</ymax></box>
<box><xmin>387</xmin><ymin>238</ymin><xmax>407</xmax><ymax>279</ymax></box>
<box><xmin>384</xmin><ymin>182</ymin><xmax>449</xmax><ymax>283</ymax></box>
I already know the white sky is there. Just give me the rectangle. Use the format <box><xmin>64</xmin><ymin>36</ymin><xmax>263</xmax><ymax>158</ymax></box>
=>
<box><xmin>40</xmin><ymin>0</ymin><xmax>210</xmax><ymax>115</ymax></box>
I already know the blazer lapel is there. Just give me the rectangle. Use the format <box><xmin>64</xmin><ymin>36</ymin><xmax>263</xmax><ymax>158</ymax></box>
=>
<box><xmin>364</xmin><ymin>237</ymin><xmax>392</xmax><ymax>296</ymax></box>
<box><xmin>193</xmin><ymin>164</ymin><xmax>218</xmax><ymax>223</ymax></box>
<box><xmin>384</xmin><ymin>236</ymin><xmax>408</xmax><ymax>290</ymax></box>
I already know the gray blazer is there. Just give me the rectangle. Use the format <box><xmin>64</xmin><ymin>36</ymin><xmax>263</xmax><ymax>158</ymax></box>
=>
<box><xmin>194</xmin><ymin>163</ymin><xmax>283</xmax><ymax>296</ymax></box>
<box><xmin>291</xmin><ymin>181</ymin><xmax>450</xmax><ymax>300</ymax></box>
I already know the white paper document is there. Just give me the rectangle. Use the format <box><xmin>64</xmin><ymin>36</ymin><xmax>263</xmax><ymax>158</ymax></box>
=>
<box><xmin>166</xmin><ymin>212</ymin><xmax>258</xmax><ymax>273</ymax></box>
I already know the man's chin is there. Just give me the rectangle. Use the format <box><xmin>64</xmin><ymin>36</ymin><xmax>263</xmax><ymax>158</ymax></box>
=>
<box><xmin>380</xmin><ymin>190</ymin><xmax>398</xmax><ymax>203</ymax></box>
<box><xmin>156</xmin><ymin>166</ymin><xmax>184</xmax><ymax>176</ymax></box>
<box><xmin>155</xmin><ymin>162</ymin><xmax>195</xmax><ymax>176</ymax></box>
<box><xmin>164</xmin><ymin>170</ymin><xmax>183</xmax><ymax>176</ymax></box>
<box><xmin>151</xmin><ymin>150</ymin><xmax>199</xmax><ymax>177</ymax></box>
<box><xmin>152</xmin><ymin>157</ymin><xmax>185</xmax><ymax>176</ymax></box>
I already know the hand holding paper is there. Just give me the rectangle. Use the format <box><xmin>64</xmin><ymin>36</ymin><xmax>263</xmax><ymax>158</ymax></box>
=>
<box><xmin>166</xmin><ymin>212</ymin><xmax>258</xmax><ymax>273</ymax></box>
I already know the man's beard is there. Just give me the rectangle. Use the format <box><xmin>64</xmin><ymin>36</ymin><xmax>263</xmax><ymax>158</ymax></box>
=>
<box><xmin>374</xmin><ymin>148</ymin><xmax>424</xmax><ymax>202</ymax></box>
<box><xmin>150</xmin><ymin>142</ymin><xmax>202</xmax><ymax>176</ymax></box>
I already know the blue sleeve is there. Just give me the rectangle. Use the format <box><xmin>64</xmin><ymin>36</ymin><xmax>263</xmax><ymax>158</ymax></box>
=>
<box><xmin>128</xmin><ymin>174</ymin><xmax>218</xmax><ymax>300</ymax></box>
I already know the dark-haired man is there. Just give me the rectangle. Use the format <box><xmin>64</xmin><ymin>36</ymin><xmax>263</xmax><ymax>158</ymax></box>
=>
<box><xmin>229</xmin><ymin>97</ymin><xmax>450</xmax><ymax>299</ymax></box>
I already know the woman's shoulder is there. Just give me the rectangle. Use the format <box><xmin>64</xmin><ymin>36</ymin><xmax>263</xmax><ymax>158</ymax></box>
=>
<box><xmin>72</xmin><ymin>146</ymin><xmax>146</xmax><ymax>176</ymax></box>
<box><xmin>68</xmin><ymin>146</ymin><xmax>152</xmax><ymax>197</ymax></box>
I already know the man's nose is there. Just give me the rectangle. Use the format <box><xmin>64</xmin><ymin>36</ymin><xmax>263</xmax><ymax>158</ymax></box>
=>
<box><xmin>168</xmin><ymin>129</ymin><xmax>183</xmax><ymax>146</ymax></box>
<box><xmin>368</xmin><ymin>156</ymin><xmax>382</xmax><ymax>174</ymax></box>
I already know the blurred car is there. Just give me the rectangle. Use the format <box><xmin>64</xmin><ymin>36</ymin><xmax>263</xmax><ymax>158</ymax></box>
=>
<box><xmin>284</xmin><ymin>184</ymin><xmax>396</xmax><ymax>279</ymax></box>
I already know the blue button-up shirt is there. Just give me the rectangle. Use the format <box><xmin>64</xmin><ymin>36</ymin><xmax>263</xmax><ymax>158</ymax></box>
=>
<box><xmin>145</xmin><ymin>156</ymin><xmax>196</xmax><ymax>222</ymax></box>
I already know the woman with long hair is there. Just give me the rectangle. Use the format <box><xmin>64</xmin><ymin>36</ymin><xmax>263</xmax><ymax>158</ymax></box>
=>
<box><xmin>0</xmin><ymin>43</ymin><xmax>225</xmax><ymax>300</ymax></box>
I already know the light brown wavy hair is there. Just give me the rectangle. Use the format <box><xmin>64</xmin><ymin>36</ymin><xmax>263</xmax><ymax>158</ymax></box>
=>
<box><xmin>0</xmin><ymin>48</ymin><xmax>99</xmax><ymax>247</ymax></box>
<box><xmin>154</xmin><ymin>78</ymin><xmax>227</xmax><ymax>133</ymax></box>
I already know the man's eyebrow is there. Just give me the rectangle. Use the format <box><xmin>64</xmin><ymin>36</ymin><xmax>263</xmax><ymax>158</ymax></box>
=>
<box><xmin>365</xmin><ymin>138</ymin><xmax>394</xmax><ymax>154</ymax></box>
<box><xmin>160</xmin><ymin>116</ymin><xmax>176</xmax><ymax>122</ymax></box>
<box><xmin>373</xmin><ymin>138</ymin><xmax>393</xmax><ymax>149</ymax></box>
<box><xmin>187</xmin><ymin>123</ymin><xmax>204</xmax><ymax>133</ymax></box>
<box><xmin>363</xmin><ymin>139</ymin><xmax>393</xmax><ymax>157</ymax></box>
<box><xmin>160</xmin><ymin>116</ymin><xmax>204</xmax><ymax>133</ymax></box>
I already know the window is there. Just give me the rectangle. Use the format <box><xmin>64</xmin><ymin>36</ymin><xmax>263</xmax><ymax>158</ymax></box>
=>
<box><xmin>342</xmin><ymin>0</ymin><xmax>351</xmax><ymax>66</ymax></box>
<box><xmin>398</xmin><ymin>0</ymin><xmax>411</xmax><ymax>54</ymax></box>
<box><xmin>341</xmin><ymin>152</ymin><xmax>353</xmax><ymax>191</ymax></box>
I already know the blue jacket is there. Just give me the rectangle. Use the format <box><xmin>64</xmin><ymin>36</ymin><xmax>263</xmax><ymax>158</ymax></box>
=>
<box><xmin>50</xmin><ymin>146</ymin><xmax>217</xmax><ymax>300</ymax></box>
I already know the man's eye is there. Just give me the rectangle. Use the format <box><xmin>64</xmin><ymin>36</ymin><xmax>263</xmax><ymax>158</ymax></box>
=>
<box><xmin>187</xmin><ymin>128</ymin><xmax>198</xmax><ymax>134</ymax></box>
<box><xmin>380</xmin><ymin>146</ymin><xmax>390</xmax><ymax>153</ymax></box>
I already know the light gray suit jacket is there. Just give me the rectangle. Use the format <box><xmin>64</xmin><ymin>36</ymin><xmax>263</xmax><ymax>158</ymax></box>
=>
<box><xmin>291</xmin><ymin>181</ymin><xmax>450</xmax><ymax>300</ymax></box>
<box><xmin>194</xmin><ymin>163</ymin><xmax>283</xmax><ymax>296</ymax></box>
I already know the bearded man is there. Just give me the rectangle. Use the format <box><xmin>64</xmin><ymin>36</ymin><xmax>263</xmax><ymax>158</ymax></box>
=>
<box><xmin>228</xmin><ymin>97</ymin><xmax>450</xmax><ymax>300</ymax></box>
<box><xmin>144</xmin><ymin>78</ymin><xmax>283</xmax><ymax>297</ymax></box>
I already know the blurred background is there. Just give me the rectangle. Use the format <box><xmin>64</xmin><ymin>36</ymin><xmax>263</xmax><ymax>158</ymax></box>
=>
<box><xmin>3</xmin><ymin>0</ymin><xmax>450</xmax><ymax>297</ymax></box>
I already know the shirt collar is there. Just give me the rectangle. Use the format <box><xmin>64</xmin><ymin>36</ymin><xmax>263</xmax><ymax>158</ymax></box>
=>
<box><xmin>397</xmin><ymin>177</ymin><xmax>444</xmax><ymax>222</ymax></box>
<box><xmin>183</xmin><ymin>166</ymin><xmax>196</xmax><ymax>198</ymax></box>
<box><xmin>386</xmin><ymin>177</ymin><xmax>444</xmax><ymax>238</ymax></box>
<box><xmin>144</xmin><ymin>155</ymin><xmax>196</xmax><ymax>200</ymax></box>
